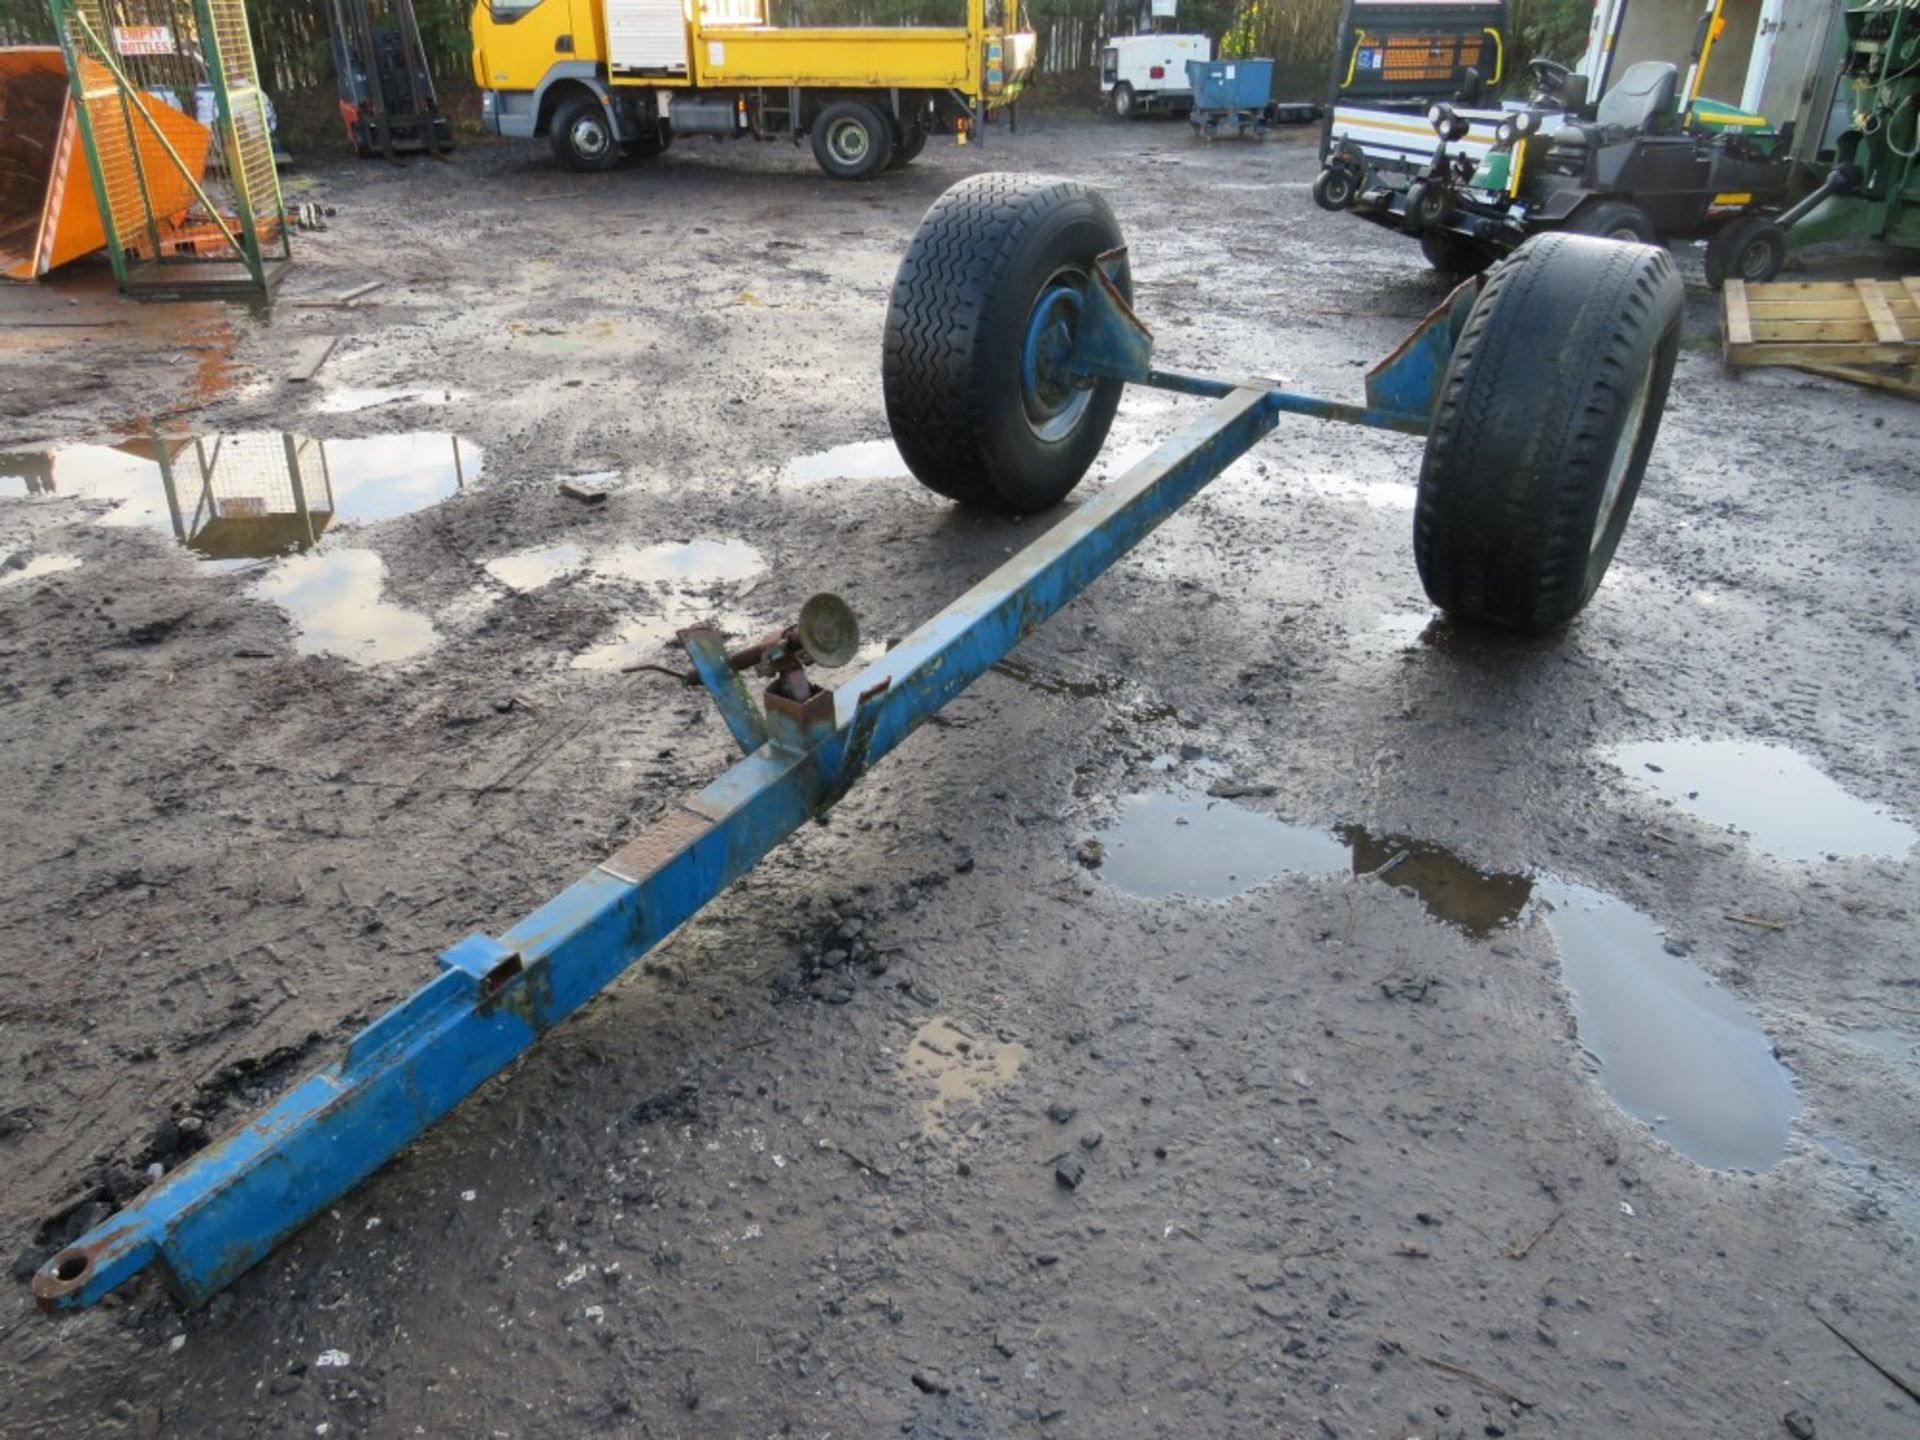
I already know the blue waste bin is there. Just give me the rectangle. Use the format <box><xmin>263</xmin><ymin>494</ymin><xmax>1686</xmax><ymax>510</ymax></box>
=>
<box><xmin>1186</xmin><ymin>58</ymin><xmax>1274</xmax><ymax>114</ymax></box>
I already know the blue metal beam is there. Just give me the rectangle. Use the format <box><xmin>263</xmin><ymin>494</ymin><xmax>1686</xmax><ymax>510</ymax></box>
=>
<box><xmin>35</xmin><ymin>384</ymin><xmax>1289</xmax><ymax>1312</ymax></box>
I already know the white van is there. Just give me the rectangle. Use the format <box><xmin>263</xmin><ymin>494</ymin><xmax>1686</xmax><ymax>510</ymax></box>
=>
<box><xmin>1099</xmin><ymin>33</ymin><xmax>1211</xmax><ymax>118</ymax></box>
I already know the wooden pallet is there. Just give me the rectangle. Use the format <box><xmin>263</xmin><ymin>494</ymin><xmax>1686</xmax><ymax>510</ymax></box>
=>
<box><xmin>1722</xmin><ymin>277</ymin><xmax>1920</xmax><ymax>368</ymax></box>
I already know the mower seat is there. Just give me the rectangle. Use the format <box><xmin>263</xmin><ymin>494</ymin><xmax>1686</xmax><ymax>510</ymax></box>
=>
<box><xmin>1544</xmin><ymin>62</ymin><xmax>1679</xmax><ymax>173</ymax></box>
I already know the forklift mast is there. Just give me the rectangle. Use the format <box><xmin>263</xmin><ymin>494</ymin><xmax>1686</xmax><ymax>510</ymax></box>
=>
<box><xmin>328</xmin><ymin>0</ymin><xmax>454</xmax><ymax>160</ymax></box>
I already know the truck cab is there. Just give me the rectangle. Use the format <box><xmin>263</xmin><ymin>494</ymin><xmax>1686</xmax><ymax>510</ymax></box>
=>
<box><xmin>472</xmin><ymin>0</ymin><xmax>1036</xmax><ymax>178</ymax></box>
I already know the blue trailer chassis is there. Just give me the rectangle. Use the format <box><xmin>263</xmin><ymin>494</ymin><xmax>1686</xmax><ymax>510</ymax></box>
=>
<box><xmin>34</xmin><ymin>255</ymin><xmax>1461</xmax><ymax>1312</ymax></box>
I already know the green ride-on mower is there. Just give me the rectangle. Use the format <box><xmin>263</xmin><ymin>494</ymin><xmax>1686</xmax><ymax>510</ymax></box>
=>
<box><xmin>1317</xmin><ymin>0</ymin><xmax>1823</xmax><ymax>286</ymax></box>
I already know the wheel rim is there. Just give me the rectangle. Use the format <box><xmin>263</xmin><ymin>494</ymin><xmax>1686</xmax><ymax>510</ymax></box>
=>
<box><xmin>1739</xmin><ymin>237</ymin><xmax>1775</xmax><ymax>280</ymax></box>
<box><xmin>1592</xmin><ymin>364</ymin><xmax>1655</xmax><ymax>555</ymax></box>
<box><xmin>1607</xmin><ymin>223</ymin><xmax>1645</xmax><ymax>242</ymax></box>
<box><xmin>1020</xmin><ymin>272</ymin><xmax>1095</xmax><ymax>444</ymax></box>
<box><xmin>827</xmin><ymin>116</ymin><xmax>871</xmax><ymax>166</ymax></box>
<box><xmin>1328</xmin><ymin>174</ymin><xmax>1352</xmax><ymax>205</ymax></box>
<box><xmin>570</xmin><ymin>115</ymin><xmax>610</xmax><ymax>160</ymax></box>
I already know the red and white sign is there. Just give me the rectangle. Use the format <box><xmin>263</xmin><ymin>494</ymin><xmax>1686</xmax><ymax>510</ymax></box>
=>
<box><xmin>113</xmin><ymin>25</ymin><xmax>175</xmax><ymax>57</ymax></box>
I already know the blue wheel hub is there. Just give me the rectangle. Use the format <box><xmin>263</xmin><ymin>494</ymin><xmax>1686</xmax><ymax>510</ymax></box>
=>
<box><xmin>1020</xmin><ymin>275</ymin><xmax>1094</xmax><ymax>443</ymax></box>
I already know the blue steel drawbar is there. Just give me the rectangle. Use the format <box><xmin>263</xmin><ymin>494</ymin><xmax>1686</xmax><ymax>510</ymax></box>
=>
<box><xmin>35</xmin><ymin>250</ymin><xmax>1464</xmax><ymax>1312</ymax></box>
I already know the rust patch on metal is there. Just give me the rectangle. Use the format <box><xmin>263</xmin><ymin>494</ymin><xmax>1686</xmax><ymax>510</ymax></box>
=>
<box><xmin>600</xmin><ymin>806</ymin><xmax>713</xmax><ymax>884</ymax></box>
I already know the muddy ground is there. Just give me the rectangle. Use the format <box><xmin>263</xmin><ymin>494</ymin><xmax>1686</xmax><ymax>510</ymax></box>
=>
<box><xmin>2</xmin><ymin>111</ymin><xmax>1917</xmax><ymax>1439</ymax></box>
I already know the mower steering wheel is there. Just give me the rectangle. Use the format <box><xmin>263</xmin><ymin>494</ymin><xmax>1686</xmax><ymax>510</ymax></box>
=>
<box><xmin>1528</xmin><ymin>58</ymin><xmax>1573</xmax><ymax>96</ymax></box>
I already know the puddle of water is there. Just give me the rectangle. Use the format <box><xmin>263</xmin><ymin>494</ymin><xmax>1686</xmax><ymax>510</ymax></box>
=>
<box><xmin>1816</xmin><ymin>1134</ymin><xmax>1920</xmax><ymax>1231</ymax></box>
<box><xmin>905</xmin><ymin>1016</ymin><xmax>1027</xmax><ymax>1137</ymax></box>
<box><xmin>1091</xmin><ymin>788</ymin><xmax>1796</xmax><ymax>1170</ymax></box>
<box><xmin>314</xmin><ymin>387</ymin><xmax>462</xmax><ymax>415</ymax></box>
<box><xmin>1095</xmin><ymin>791</ymin><xmax>1533</xmax><ymax>930</ymax></box>
<box><xmin>570</xmin><ymin>538</ymin><xmax>766</xmax><ymax>671</ymax></box>
<box><xmin>251</xmin><ymin>549</ymin><xmax>437</xmax><ymax>665</ymax></box>
<box><xmin>784</xmin><ymin>439</ymin><xmax>908</xmax><ymax>484</ymax></box>
<box><xmin>1339</xmin><ymin>826</ymin><xmax>1532</xmax><ymax>937</ymax></box>
<box><xmin>0</xmin><ymin>431</ymin><xmax>480</xmax><ymax>564</ymax></box>
<box><xmin>589</xmin><ymin>538</ymin><xmax>765</xmax><ymax>588</ymax></box>
<box><xmin>1097</xmin><ymin>789</ymin><xmax>1349</xmax><ymax>900</ymax></box>
<box><xmin>0</xmin><ymin>553</ymin><xmax>84</xmax><ymax>587</ymax></box>
<box><xmin>484</xmin><ymin>543</ymin><xmax>588</xmax><ymax>593</ymax></box>
<box><xmin>1538</xmin><ymin>878</ymin><xmax>1799</xmax><ymax>1172</ymax></box>
<box><xmin>1847</xmin><ymin>1027</ymin><xmax>1920</xmax><ymax>1081</ymax></box>
<box><xmin>1610</xmin><ymin>738</ymin><xmax>1916</xmax><ymax>863</ymax></box>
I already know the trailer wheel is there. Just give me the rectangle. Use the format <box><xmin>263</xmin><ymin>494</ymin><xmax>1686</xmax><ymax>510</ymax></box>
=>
<box><xmin>1703</xmin><ymin>214</ymin><xmax>1786</xmax><ymax>288</ymax></box>
<box><xmin>551</xmin><ymin>92</ymin><xmax>621</xmax><ymax>172</ymax></box>
<box><xmin>889</xmin><ymin>123</ymin><xmax>928</xmax><ymax>168</ymax></box>
<box><xmin>883</xmin><ymin>174</ymin><xmax>1129</xmax><ymax>513</ymax></box>
<box><xmin>1566</xmin><ymin>200</ymin><xmax>1658</xmax><ymax>244</ymax></box>
<box><xmin>1414</xmin><ymin>232</ymin><xmax>1683</xmax><ymax>633</ymax></box>
<box><xmin>1419</xmin><ymin>229</ymin><xmax>1494</xmax><ymax>276</ymax></box>
<box><xmin>1312</xmin><ymin>165</ymin><xmax>1360</xmax><ymax>212</ymax></box>
<box><xmin>812</xmin><ymin>99</ymin><xmax>894</xmax><ymax>181</ymax></box>
<box><xmin>1111</xmin><ymin>83</ymin><xmax>1136</xmax><ymax>119</ymax></box>
<box><xmin>1404</xmin><ymin>179</ymin><xmax>1450</xmax><ymax>231</ymax></box>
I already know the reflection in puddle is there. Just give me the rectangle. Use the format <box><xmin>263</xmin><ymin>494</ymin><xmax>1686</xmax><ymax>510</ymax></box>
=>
<box><xmin>1339</xmin><ymin>826</ymin><xmax>1532</xmax><ymax>936</ymax></box>
<box><xmin>1097</xmin><ymin>789</ymin><xmax>1348</xmax><ymax>899</ymax></box>
<box><xmin>0</xmin><ymin>553</ymin><xmax>83</xmax><ymax>587</ymax></box>
<box><xmin>784</xmin><ymin>439</ymin><xmax>908</xmax><ymax>484</ymax></box>
<box><xmin>1610</xmin><ymin>737</ymin><xmax>1916</xmax><ymax>862</ymax></box>
<box><xmin>0</xmin><ymin>431</ymin><xmax>480</xmax><ymax>564</ymax></box>
<box><xmin>252</xmin><ymin>549</ymin><xmax>436</xmax><ymax>665</ymax></box>
<box><xmin>484</xmin><ymin>543</ymin><xmax>588</xmax><ymax>593</ymax></box>
<box><xmin>1539</xmin><ymin>878</ymin><xmax>1798</xmax><ymax>1172</ymax></box>
<box><xmin>314</xmin><ymin>387</ymin><xmax>461</xmax><ymax>414</ymax></box>
<box><xmin>905</xmin><ymin>1016</ymin><xmax>1027</xmax><ymax>1138</ymax></box>
<box><xmin>589</xmin><ymin>538</ymin><xmax>765</xmax><ymax>587</ymax></box>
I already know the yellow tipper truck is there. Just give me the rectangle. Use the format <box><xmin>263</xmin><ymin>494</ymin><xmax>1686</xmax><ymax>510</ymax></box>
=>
<box><xmin>471</xmin><ymin>0</ymin><xmax>1035</xmax><ymax>178</ymax></box>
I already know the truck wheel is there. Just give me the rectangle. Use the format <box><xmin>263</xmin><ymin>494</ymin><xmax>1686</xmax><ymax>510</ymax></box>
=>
<box><xmin>1419</xmin><ymin>229</ymin><xmax>1493</xmax><ymax>276</ymax></box>
<box><xmin>551</xmin><ymin>92</ymin><xmax>620</xmax><ymax>172</ymax></box>
<box><xmin>888</xmin><ymin>122</ymin><xmax>928</xmax><ymax>168</ymax></box>
<box><xmin>1111</xmin><ymin>83</ymin><xmax>1136</xmax><ymax>119</ymax></box>
<box><xmin>882</xmin><ymin>174</ymin><xmax>1129</xmax><ymax>514</ymax></box>
<box><xmin>812</xmin><ymin>99</ymin><xmax>894</xmax><ymax>181</ymax></box>
<box><xmin>1414</xmin><ymin>232</ymin><xmax>1683</xmax><ymax>633</ymax></box>
<box><xmin>1312</xmin><ymin>165</ymin><xmax>1359</xmax><ymax>212</ymax></box>
<box><xmin>1565</xmin><ymin>200</ymin><xmax>1658</xmax><ymax>244</ymax></box>
<box><xmin>1703</xmin><ymin>214</ymin><xmax>1786</xmax><ymax>288</ymax></box>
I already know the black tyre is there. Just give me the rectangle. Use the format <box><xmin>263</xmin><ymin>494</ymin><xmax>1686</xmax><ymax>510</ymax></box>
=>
<box><xmin>883</xmin><ymin>174</ymin><xmax>1130</xmax><ymax>514</ymax></box>
<box><xmin>1404</xmin><ymin>179</ymin><xmax>1450</xmax><ymax>231</ymax></box>
<box><xmin>1414</xmin><ymin>232</ymin><xmax>1683</xmax><ymax>633</ymax></box>
<box><xmin>1565</xmin><ymin>199</ymin><xmax>1658</xmax><ymax>244</ymax></box>
<box><xmin>1111</xmin><ymin>82</ymin><xmax>1136</xmax><ymax>119</ymax></box>
<box><xmin>1703</xmin><ymin>214</ymin><xmax>1786</xmax><ymax>288</ymax></box>
<box><xmin>812</xmin><ymin>98</ymin><xmax>894</xmax><ymax>180</ymax></box>
<box><xmin>550</xmin><ymin>91</ymin><xmax>620</xmax><ymax>172</ymax></box>
<box><xmin>1312</xmin><ymin>165</ymin><xmax>1359</xmax><ymax>212</ymax></box>
<box><xmin>625</xmin><ymin>121</ymin><xmax>671</xmax><ymax>160</ymax></box>
<box><xmin>889</xmin><ymin>122</ymin><xmax>928</xmax><ymax>168</ymax></box>
<box><xmin>1419</xmin><ymin>228</ymin><xmax>1494</xmax><ymax>276</ymax></box>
